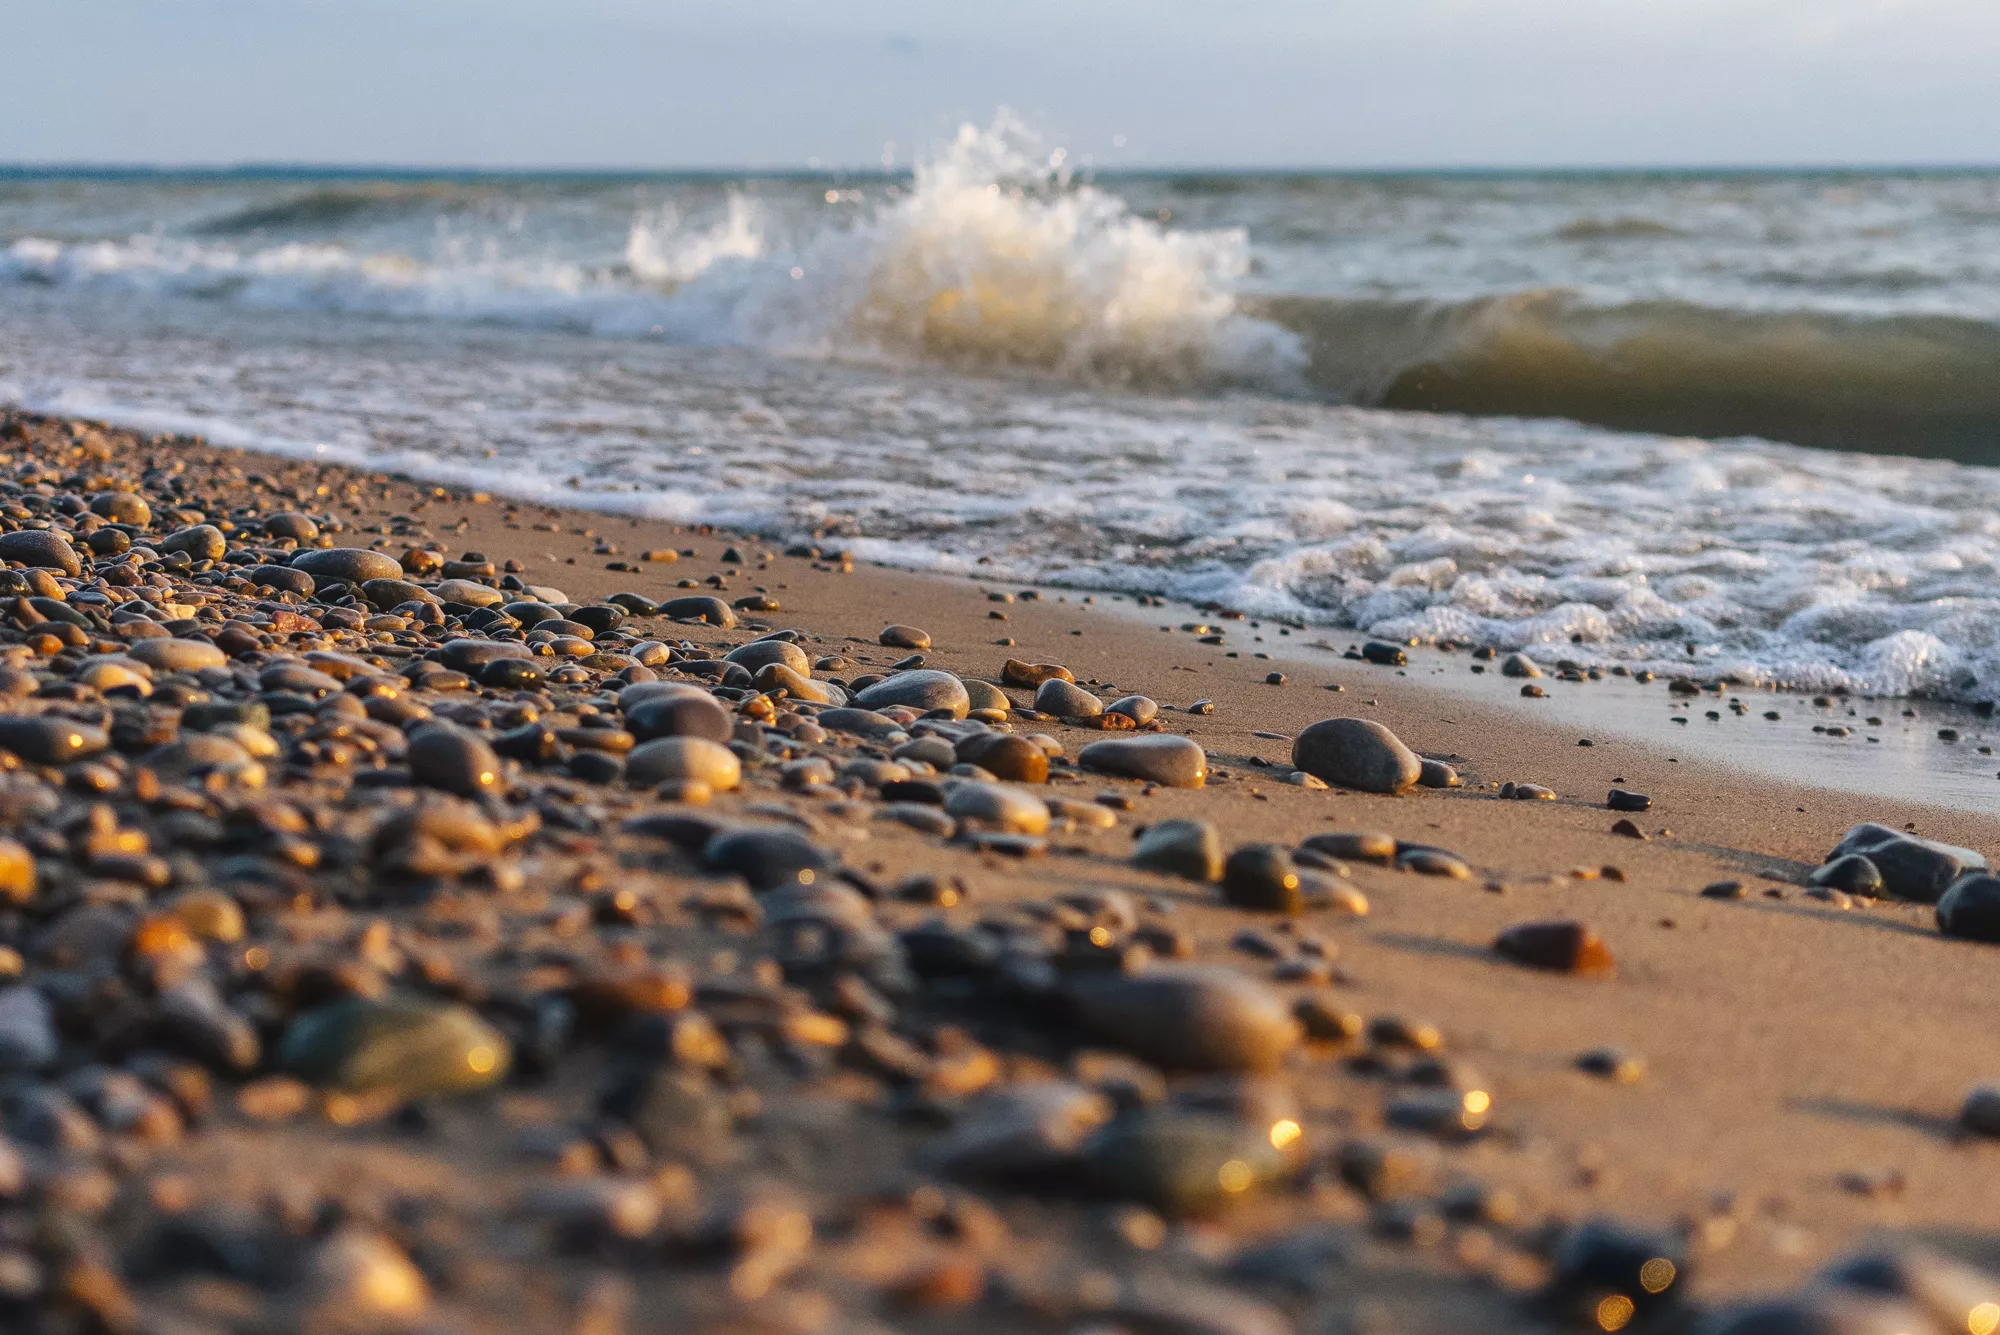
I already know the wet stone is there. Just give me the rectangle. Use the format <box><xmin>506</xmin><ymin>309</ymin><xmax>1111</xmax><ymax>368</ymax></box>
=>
<box><xmin>879</xmin><ymin>624</ymin><xmax>931</xmax><ymax>650</ymax></box>
<box><xmin>1079</xmin><ymin>734</ymin><xmax>1208</xmax><ymax>788</ymax></box>
<box><xmin>279</xmin><ymin>997</ymin><xmax>511</xmax><ymax>1097</ymax></box>
<box><xmin>852</xmin><ymin>670</ymin><xmax>971</xmax><ymax>719</ymax></box>
<box><xmin>1608</xmin><ymin>788</ymin><xmax>1652</xmax><ymax>812</ymax></box>
<box><xmin>1291</xmin><ymin>718</ymin><xmax>1422</xmax><ymax>795</ymax></box>
<box><xmin>1577</xmin><ymin>1047</ymin><xmax>1646</xmax><ymax>1082</ymax></box>
<box><xmin>1067</xmin><ymin>965</ymin><xmax>1301</xmax><ymax>1071</ymax></box>
<box><xmin>1544</xmin><ymin>1220</ymin><xmax>1689</xmax><ymax>1325</ymax></box>
<box><xmin>1302</xmin><ymin>830</ymin><xmax>1397</xmax><ymax>865</ymax></box>
<box><xmin>1936</xmin><ymin>874</ymin><xmax>2000</xmax><ymax>942</ymax></box>
<box><xmin>1500</xmin><ymin>652</ymin><xmax>1542</xmax><ymax>678</ymax></box>
<box><xmin>1035</xmin><ymin>678</ymin><xmax>1103</xmax><ymax>718</ymax></box>
<box><xmin>1493</xmin><ymin>920</ymin><xmax>1616</xmax><ymax>976</ymax></box>
<box><xmin>1133</xmin><ymin>819</ymin><xmax>1224</xmax><ymax>881</ymax></box>
<box><xmin>725</xmin><ymin>639</ymin><xmax>810</xmax><ymax>674</ymax></box>
<box><xmin>90</xmin><ymin>490</ymin><xmax>152</xmax><ymax>526</ymax></box>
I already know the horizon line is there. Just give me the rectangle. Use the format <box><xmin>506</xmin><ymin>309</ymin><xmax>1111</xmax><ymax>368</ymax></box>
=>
<box><xmin>5</xmin><ymin>158</ymin><xmax>2000</xmax><ymax>179</ymax></box>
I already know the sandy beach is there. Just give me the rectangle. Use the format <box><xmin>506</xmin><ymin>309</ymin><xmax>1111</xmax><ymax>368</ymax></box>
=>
<box><xmin>0</xmin><ymin>408</ymin><xmax>1995</xmax><ymax>1335</ymax></box>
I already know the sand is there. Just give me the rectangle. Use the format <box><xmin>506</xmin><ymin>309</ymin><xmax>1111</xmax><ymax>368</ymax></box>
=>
<box><xmin>7</xmin><ymin>412</ymin><xmax>2000</xmax><ymax>1333</ymax></box>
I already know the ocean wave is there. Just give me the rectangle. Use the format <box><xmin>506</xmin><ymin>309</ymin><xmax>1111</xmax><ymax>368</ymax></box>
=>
<box><xmin>1252</xmin><ymin>290</ymin><xmax>2000</xmax><ymax>460</ymax></box>
<box><xmin>190</xmin><ymin>185</ymin><xmax>465</xmax><ymax>235</ymax></box>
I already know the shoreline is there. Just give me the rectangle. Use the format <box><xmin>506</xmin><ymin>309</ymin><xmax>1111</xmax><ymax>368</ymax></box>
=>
<box><xmin>0</xmin><ymin>407</ymin><xmax>1995</xmax><ymax>1332</ymax></box>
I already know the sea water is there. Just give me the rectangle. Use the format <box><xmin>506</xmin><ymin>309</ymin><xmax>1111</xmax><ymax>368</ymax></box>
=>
<box><xmin>6</xmin><ymin>117</ymin><xmax>2000</xmax><ymax>700</ymax></box>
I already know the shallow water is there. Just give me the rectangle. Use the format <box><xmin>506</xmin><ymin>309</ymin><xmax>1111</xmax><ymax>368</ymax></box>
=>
<box><xmin>6</xmin><ymin>126</ymin><xmax>2000</xmax><ymax>703</ymax></box>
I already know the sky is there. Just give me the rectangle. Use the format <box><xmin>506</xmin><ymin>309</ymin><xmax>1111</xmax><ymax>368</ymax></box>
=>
<box><xmin>5</xmin><ymin>0</ymin><xmax>1999</xmax><ymax>169</ymax></box>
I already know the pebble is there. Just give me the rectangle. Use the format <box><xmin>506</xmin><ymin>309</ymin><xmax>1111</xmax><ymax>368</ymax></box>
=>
<box><xmin>626</xmin><ymin>737</ymin><xmax>742</xmax><ymax>791</ymax></box>
<box><xmin>726</xmin><ymin>639</ymin><xmax>810</xmax><ymax>674</ymax></box>
<box><xmin>409</xmin><ymin>723</ymin><xmax>505</xmax><ymax>798</ymax></box>
<box><xmin>660</xmin><ymin>594</ymin><xmax>737</xmax><ymax>626</ymax></box>
<box><xmin>623</xmin><ymin>688</ymin><xmax>735</xmax><ymax>743</ymax></box>
<box><xmin>1500</xmin><ymin>652</ymin><xmax>1542</xmax><ymax>678</ymax></box>
<box><xmin>1936</xmin><ymin>874</ymin><xmax>2000</xmax><ymax>942</ymax></box>
<box><xmin>1086</xmin><ymin>1106</ymin><xmax>1301</xmax><ymax>1215</ymax></box>
<box><xmin>1107</xmin><ymin>694</ymin><xmax>1159</xmax><ymax>724</ymax></box>
<box><xmin>1301</xmin><ymin>830</ymin><xmax>1397</xmax><ymax>865</ymax></box>
<box><xmin>1544</xmin><ymin>1220</ymin><xmax>1689</xmax><ymax>1324</ymax></box>
<box><xmin>1577</xmin><ymin>1047</ymin><xmax>1647</xmax><ymax>1082</ymax></box>
<box><xmin>1035</xmin><ymin>677</ymin><xmax>1104</xmax><ymax>717</ymax></box>
<box><xmin>1067</xmin><ymin>965</ymin><xmax>1301</xmax><ymax>1071</ymax></box>
<box><xmin>0</xmin><ymin>985</ymin><xmax>58</xmax><ymax>1071</ymax></box>
<box><xmin>1079</xmin><ymin>734</ymin><xmax>1208</xmax><ymax>787</ymax></box>
<box><xmin>1417</xmin><ymin>759</ymin><xmax>1460</xmax><ymax>788</ymax></box>
<box><xmin>1002</xmin><ymin>659</ymin><xmax>1074</xmax><ymax>688</ymax></box>
<box><xmin>0</xmin><ymin>529</ymin><xmax>82</xmax><ymax>576</ymax></box>
<box><xmin>880</xmin><ymin>624</ymin><xmax>932</xmax><ymax>649</ymax></box>
<box><xmin>852</xmin><ymin>669</ymin><xmax>972</xmax><ymax>718</ymax></box>
<box><xmin>127</xmin><ymin>637</ymin><xmax>229</xmax><ymax>672</ymax></box>
<box><xmin>1290</xmin><ymin>717</ymin><xmax>1422</xmax><ymax>795</ymax></box>
<box><xmin>306</xmin><ymin>1228</ymin><xmax>432</xmax><ymax>1321</ymax></box>
<box><xmin>0</xmin><ymin>714</ymin><xmax>109</xmax><ymax>765</ymax></box>
<box><xmin>962</xmin><ymin>678</ymin><xmax>1011</xmax><ymax>713</ymax></box>
<box><xmin>703</xmin><ymin>827</ymin><xmax>837</xmax><ymax>891</ymax></box>
<box><xmin>1133</xmin><ymin>819</ymin><xmax>1224</xmax><ymax>881</ymax></box>
<box><xmin>162</xmin><ymin>523</ymin><xmax>227</xmax><ymax>560</ymax></box>
<box><xmin>1702</xmin><ymin>880</ymin><xmax>1749</xmax><ymax>900</ymax></box>
<box><xmin>1826</xmin><ymin>823</ymin><xmax>1986</xmax><ymax>904</ymax></box>
<box><xmin>944</xmin><ymin>782</ymin><xmax>1052</xmax><ymax>835</ymax></box>
<box><xmin>1607</xmin><ymin>788</ymin><xmax>1652</xmax><ymax>811</ymax></box>
<box><xmin>955</xmin><ymin>732</ymin><xmax>1050</xmax><ymax>783</ymax></box>
<box><xmin>278</xmin><ymin>997</ymin><xmax>511</xmax><ymax>1096</ymax></box>
<box><xmin>1222</xmin><ymin>844</ymin><xmax>1303</xmax><ymax>913</ymax></box>
<box><xmin>1493</xmin><ymin>920</ymin><xmax>1617</xmax><ymax>976</ymax></box>
<box><xmin>291</xmin><ymin>546</ymin><xmax>405</xmax><ymax>584</ymax></box>
<box><xmin>1812</xmin><ymin>854</ymin><xmax>1885</xmax><ymax>897</ymax></box>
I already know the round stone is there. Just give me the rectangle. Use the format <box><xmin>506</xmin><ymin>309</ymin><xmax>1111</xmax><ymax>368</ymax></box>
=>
<box><xmin>1107</xmin><ymin>695</ymin><xmax>1159</xmax><ymax>724</ymax></box>
<box><xmin>1962</xmin><ymin>1084</ymin><xmax>2000</xmax><ymax>1137</ymax></box>
<box><xmin>247</xmin><ymin>564</ymin><xmax>315</xmax><ymax>596</ymax></box>
<box><xmin>755</xmin><ymin>663</ymin><xmax>838</xmax><ymax>705</ymax></box>
<box><xmin>1035</xmin><ymin>678</ymin><xmax>1103</xmax><ymax>718</ymax></box>
<box><xmin>0</xmin><ymin>531</ymin><xmax>81</xmax><ymax>577</ymax></box>
<box><xmin>1500</xmin><ymin>653</ymin><xmax>1542</xmax><ymax>679</ymax></box>
<box><xmin>1066</xmin><ymin>965</ymin><xmax>1301</xmax><ymax>1072</ymax></box>
<box><xmin>944</xmin><ymin>781</ymin><xmax>1050</xmax><ymax>834</ymax></box>
<box><xmin>408</xmin><ymin>724</ymin><xmax>505</xmax><ymax>798</ymax></box>
<box><xmin>880</xmin><ymin>625</ymin><xmax>932</xmax><ymax>650</ymax></box>
<box><xmin>161</xmin><ymin>524</ymin><xmax>227</xmax><ymax>561</ymax></box>
<box><xmin>434</xmin><ymin>579</ymin><xmax>502</xmax><ymax>607</ymax></box>
<box><xmin>1936</xmin><ymin>874</ymin><xmax>2000</xmax><ymax>943</ymax></box>
<box><xmin>626</xmin><ymin>737</ymin><xmax>741</xmax><ymax>791</ymax></box>
<box><xmin>279</xmin><ymin>997</ymin><xmax>510</xmax><ymax>1097</ymax></box>
<box><xmin>292</xmin><ymin>548</ymin><xmax>405</xmax><ymax>585</ymax></box>
<box><xmin>0</xmin><ymin>715</ymin><xmax>109</xmax><ymax>765</ymax></box>
<box><xmin>1292</xmin><ymin>718</ymin><xmax>1422</xmax><ymax>795</ymax></box>
<box><xmin>1079</xmin><ymin>735</ymin><xmax>1208</xmax><ymax>788</ymax></box>
<box><xmin>1223</xmin><ymin>844</ymin><xmax>1303</xmax><ymax>913</ymax></box>
<box><xmin>623</xmin><ymin>689</ymin><xmax>735</xmax><ymax>744</ymax></box>
<box><xmin>264</xmin><ymin>512</ymin><xmax>320</xmax><ymax>542</ymax></box>
<box><xmin>1811</xmin><ymin>853</ymin><xmax>1885</xmax><ymax>898</ymax></box>
<box><xmin>1132</xmin><ymin>819</ymin><xmax>1223</xmax><ymax>881</ymax></box>
<box><xmin>724</xmin><ymin>640</ymin><xmax>810</xmax><ymax>674</ymax></box>
<box><xmin>852</xmin><ymin>670</ymin><xmax>971</xmax><ymax>719</ymax></box>
<box><xmin>361</xmin><ymin>578</ymin><xmax>439</xmax><ymax>610</ymax></box>
<box><xmin>90</xmin><ymin>491</ymin><xmax>151</xmax><ymax>526</ymax></box>
<box><xmin>1494</xmin><ymin>920</ymin><xmax>1616</xmax><ymax>977</ymax></box>
<box><xmin>962</xmin><ymin>679</ymin><xmax>1011</xmax><ymax>713</ymax></box>
<box><xmin>439</xmin><ymin>638</ymin><xmax>534</xmax><ymax>672</ymax></box>
<box><xmin>954</xmin><ymin>733</ymin><xmax>1049</xmax><ymax>783</ymax></box>
<box><xmin>1086</xmin><ymin>1106</ymin><xmax>1302</xmax><ymax>1216</ymax></box>
<box><xmin>703</xmin><ymin>827</ymin><xmax>836</xmax><ymax>891</ymax></box>
<box><xmin>659</xmin><ymin>595</ymin><xmax>736</xmax><ymax>628</ymax></box>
